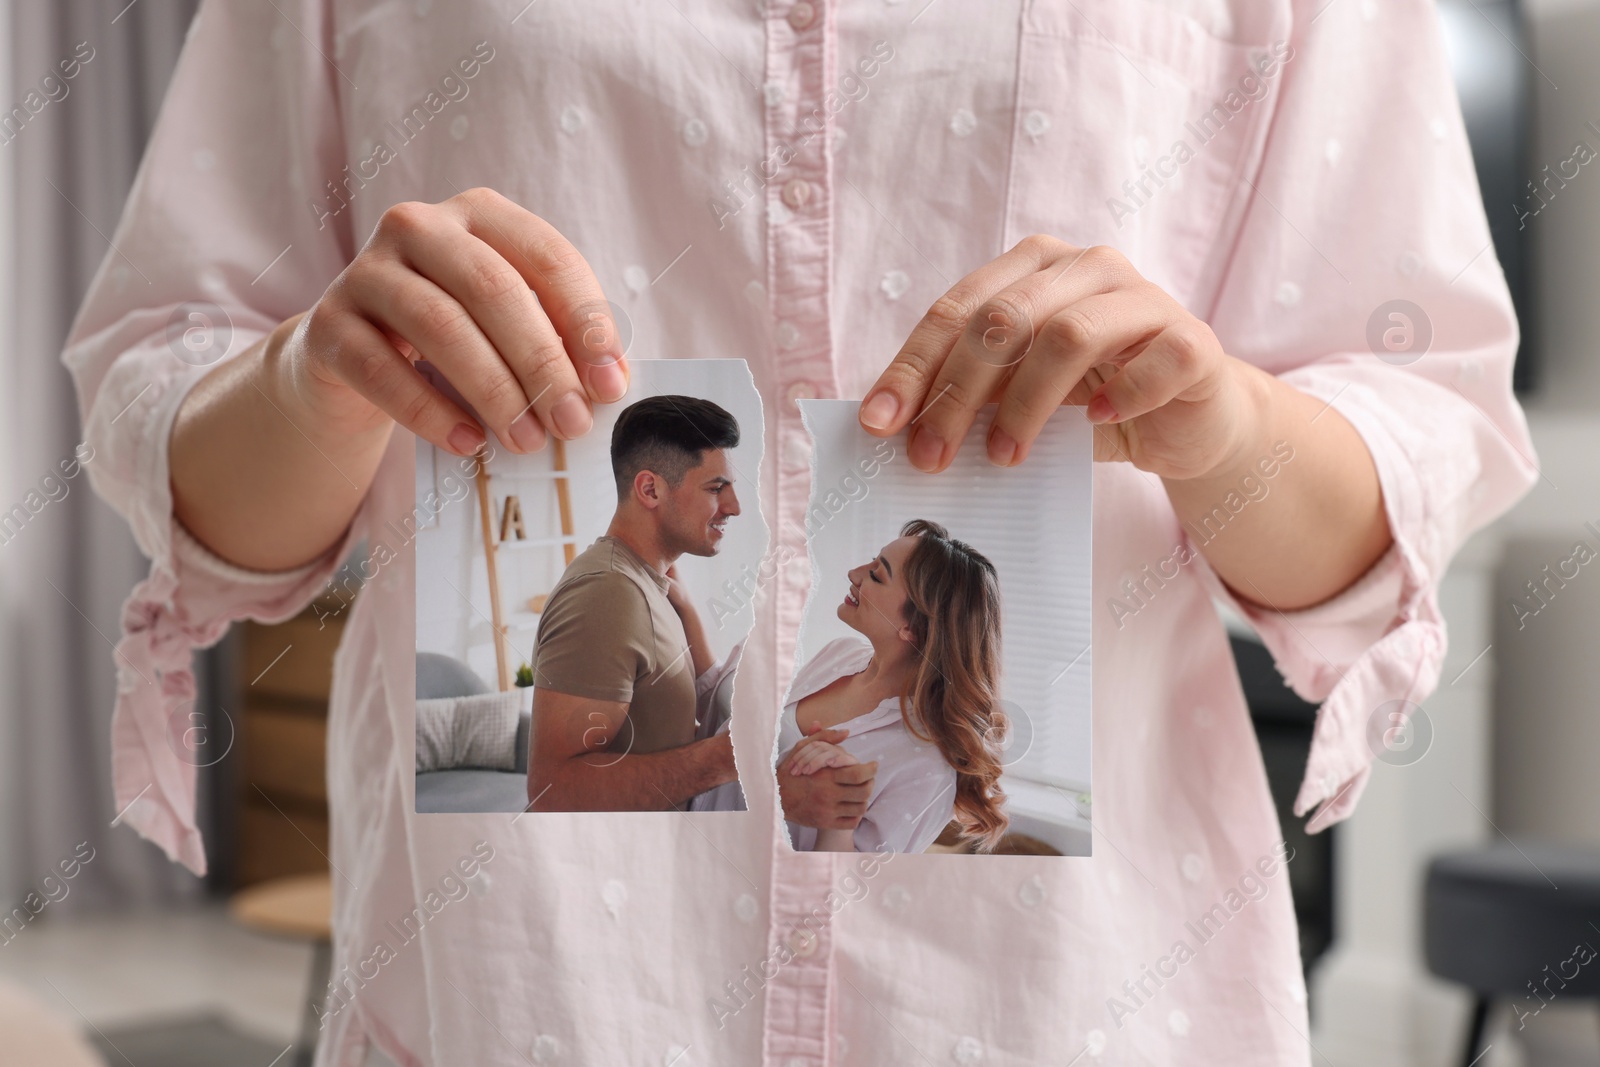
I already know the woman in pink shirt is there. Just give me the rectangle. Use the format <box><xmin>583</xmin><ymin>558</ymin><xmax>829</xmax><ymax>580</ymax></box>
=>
<box><xmin>62</xmin><ymin>1</ymin><xmax>1537</xmax><ymax>1063</ymax></box>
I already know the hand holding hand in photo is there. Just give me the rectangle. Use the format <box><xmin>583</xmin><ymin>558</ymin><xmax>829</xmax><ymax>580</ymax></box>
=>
<box><xmin>777</xmin><ymin>727</ymin><xmax>878</xmax><ymax>831</ymax></box>
<box><xmin>858</xmin><ymin>234</ymin><xmax>1265</xmax><ymax>481</ymax></box>
<box><xmin>273</xmin><ymin>186</ymin><xmax>629</xmax><ymax>459</ymax></box>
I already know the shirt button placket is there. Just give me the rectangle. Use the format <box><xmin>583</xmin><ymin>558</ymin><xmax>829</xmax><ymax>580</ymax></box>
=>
<box><xmin>762</xmin><ymin>1</ymin><xmax>840</xmax><ymax>1065</ymax></box>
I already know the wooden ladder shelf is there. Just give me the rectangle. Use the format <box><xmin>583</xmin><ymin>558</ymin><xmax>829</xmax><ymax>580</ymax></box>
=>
<box><xmin>474</xmin><ymin>439</ymin><xmax>578</xmax><ymax>691</ymax></box>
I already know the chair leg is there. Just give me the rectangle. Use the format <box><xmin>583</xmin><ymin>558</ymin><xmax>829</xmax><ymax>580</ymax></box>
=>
<box><xmin>294</xmin><ymin>939</ymin><xmax>334</xmax><ymax>1067</ymax></box>
<box><xmin>1461</xmin><ymin>995</ymin><xmax>1490</xmax><ymax>1067</ymax></box>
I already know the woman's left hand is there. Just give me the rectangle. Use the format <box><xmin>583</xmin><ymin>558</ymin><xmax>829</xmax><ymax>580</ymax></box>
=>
<box><xmin>858</xmin><ymin>235</ymin><xmax>1266</xmax><ymax>480</ymax></box>
<box><xmin>663</xmin><ymin>564</ymin><xmax>695</xmax><ymax>620</ymax></box>
<box><xmin>786</xmin><ymin>739</ymin><xmax>861</xmax><ymax>778</ymax></box>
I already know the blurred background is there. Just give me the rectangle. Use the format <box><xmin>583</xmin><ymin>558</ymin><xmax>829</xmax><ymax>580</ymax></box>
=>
<box><xmin>0</xmin><ymin>1</ymin><xmax>1597</xmax><ymax>1065</ymax></box>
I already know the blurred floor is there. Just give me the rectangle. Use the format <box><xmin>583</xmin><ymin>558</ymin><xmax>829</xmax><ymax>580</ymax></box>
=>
<box><xmin>0</xmin><ymin>903</ymin><xmax>311</xmax><ymax>1052</ymax></box>
<box><xmin>1478</xmin><ymin>999</ymin><xmax>1600</xmax><ymax>1067</ymax></box>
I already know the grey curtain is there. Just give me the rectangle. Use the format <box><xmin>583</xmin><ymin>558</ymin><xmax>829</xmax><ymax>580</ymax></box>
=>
<box><xmin>2</xmin><ymin>0</ymin><xmax>204</xmax><ymax>912</ymax></box>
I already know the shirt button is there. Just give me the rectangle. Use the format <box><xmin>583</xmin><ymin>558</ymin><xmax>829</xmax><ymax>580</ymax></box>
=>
<box><xmin>786</xmin><ymin>927</ymin><xmax>819</xmax><ymax>957</ymax></box>
<box><xmin>785</xmin><ymin>380</ymin><xmax>817</xmax><ymax>408</ymax></box>
<box><xmin>774</xmin><ymin>320</ymin><xmax>801</xmax><ymax>349</ymax></box>
<box><xmin>787</xmin><ymin>1</ymin><xmax>816</xmax><ymax>30</ymax></box>
<box><xmin>781</xmin><ymin>177</ymin><xmax>813</xmax><ymax>210</ymax></box>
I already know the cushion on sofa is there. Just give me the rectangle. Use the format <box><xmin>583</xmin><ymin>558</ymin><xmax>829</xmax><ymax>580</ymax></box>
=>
<box><xmin>416</xmin><ymin>691</ymin><xmax>521</xmax><ymax>772</ymax></box>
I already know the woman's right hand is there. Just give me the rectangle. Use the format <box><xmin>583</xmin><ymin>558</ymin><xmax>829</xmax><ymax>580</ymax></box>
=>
<box><xmin>273</xmin><ymin>186</ymin><xmax>628</xmax><ymax>457</ymax></box>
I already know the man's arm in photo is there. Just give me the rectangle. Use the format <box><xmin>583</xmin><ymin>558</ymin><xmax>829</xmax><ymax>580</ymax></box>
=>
<box><xmin>527</xmin><ymin>688</ymin><xmax>737</xmax><ymax>811</ymax></box>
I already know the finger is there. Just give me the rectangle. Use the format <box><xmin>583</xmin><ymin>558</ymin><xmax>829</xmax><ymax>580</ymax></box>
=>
<box><xmin>913</xmin><ymin>245</ymin><xmax>1132</xmax><ymax>472</ymax></box>
<box><xmin>858</xmin><ymin>238</ymin><xmax>1050</xmax><ymax>445</ymax></box>
<box><xmin>828</xmin><ymin>807</ymin><xmax>867</xmax><ymax>829</ymax></box>
<box><xmin>346</xmin><ymin>262</ymin><xmax>544</xmax><ymax>451</ymax></box>
<box><xmin>831</xmin><ymin>760</ymin><xmax>877</xmax><ymax>787</ymax></box>
<box><xmin>1087</xmin><ymin>320</ymin><xmax>1220</xmax><ymax>425</ymax></box>
<box><xmin>801</xmin><ymin>747</ymin><xmax>841</xmax><ymax>775</ymax></box>
<box><xmin>987</xmin><ymin>289</ymin><xmax>1170</xmax><ymax>466</ymax></box>
<box><xmin>401</xmin><ymin>220</ymin><xmax>593</xmax><ymax>451</ymax></box>
<box><xmin>448</xmin><ymin>188</ymin><xmax>630</xmax><ymax>403</ymax></box>
<box><xmin>316</xmin><ymin>312</ymin><xmax>487</xmax><ymax>457</ymax></box>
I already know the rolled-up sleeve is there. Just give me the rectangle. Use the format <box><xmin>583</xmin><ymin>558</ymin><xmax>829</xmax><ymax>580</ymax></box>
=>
<box><xmin>60</xmin><ymin>0</ymin><xmax>362</xmax><ymax>874</ymax></box>
<box><xmin>1187</xmin><ymin>0</ymin><xmax>1539</xmax><ymax>832</ymax></box>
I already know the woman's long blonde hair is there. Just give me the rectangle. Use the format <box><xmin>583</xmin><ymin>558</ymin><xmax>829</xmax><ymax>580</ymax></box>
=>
<box><xmin>895</xmin><ymin>519</ymin><xmax>1009</xmax><ymax>852</ymax></box>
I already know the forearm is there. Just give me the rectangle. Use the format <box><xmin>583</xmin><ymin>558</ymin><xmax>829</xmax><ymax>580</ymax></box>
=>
<box><xmin>679</xmin><ymin>605</ymin><xmax>715</xmax><ymax>677</ymax></box>
<box><xmin>170</xmin><ymin>313</ymin><xmax>391</xmax><ymax>572</ymax></box>
<box><xmin>531</xmin><ymin>733</ymin><xmax>736</xmax><ymax>811</ymax></box>
<box><xmin>812</xmin><ymin>828</ymin><xmax>858</xmax><ymax>852</ymax></box>
<box><xmin>1163</xmin><ymin>359</ymin><xmax>1392</xmax><ymax>612</ymax></box>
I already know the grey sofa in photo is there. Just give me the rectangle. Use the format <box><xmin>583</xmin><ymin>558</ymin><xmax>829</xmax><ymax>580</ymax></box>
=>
<box><xmin>414</xmin><ymin>651</ymin><xmax>530</xmax><ymax>814</ymax></box>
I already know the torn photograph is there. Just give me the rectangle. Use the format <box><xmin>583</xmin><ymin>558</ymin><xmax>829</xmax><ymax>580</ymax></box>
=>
<box><xmin>774</xmin><ymin>400</ymin><xmax>1092</xmax><ymax>856</ymax></box>
<box><xmin>413</xmin><ymin>359</ymin><xmax>766</xmax><ymax>814</ymax></box>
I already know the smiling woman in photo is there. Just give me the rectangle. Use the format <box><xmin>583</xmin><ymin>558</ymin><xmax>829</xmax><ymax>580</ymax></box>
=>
<box><xmin>778</xmin><ymin>518</ymin><xmax>1010</xmax><ymax>854</ymax></box>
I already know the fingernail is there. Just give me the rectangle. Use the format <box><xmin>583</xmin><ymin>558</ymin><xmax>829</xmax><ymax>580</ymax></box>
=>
<box><xmin>909</xmin><ymin>425</ymin><xmax>944</xmax><ymax>471</ymax></box>
<box><xmin>447</xmin><ymin>422</ymin><xmax>485</xmax><ymax>456</ymax></box>
<box><xmin>508</xmin><ymin>409</ymin><xmax>545</xmax><ymax>453</ymax></box>
<box><xmin>550</xmin><ymin>392</ymin><xmax>593</xmax><ymax>438</ymax></box>
<box><xmin>588</xmin><ymin>359</ymin><xmax>627</xmax><ymax>403</ymax></box>
<box><xmin>860</xmin><ymin>390</ymin><xmax>900</xmax><ymax>430</ymax></box>
<box><xmin>987</xmin><ymin>426</ymin><xmax>1017</xmax><ymax>466</ymax></box>
<box><xmin>1086</xmin><ymin>393</ymin><xmax>1117</xmax><ymax>424</ymax></box>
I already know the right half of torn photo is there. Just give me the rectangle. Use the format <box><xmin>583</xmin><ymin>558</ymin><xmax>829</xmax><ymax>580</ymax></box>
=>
<box><xmin>778</xmin><ymin>400</ymin><xmax>1093</xmax><ymax>857</ymax></box>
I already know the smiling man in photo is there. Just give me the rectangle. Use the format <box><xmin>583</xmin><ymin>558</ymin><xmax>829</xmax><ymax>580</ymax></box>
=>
<box><xmin>527</xmin><ymin>394</ymin><xmax>745</xmax><ymax>811</ymax></box>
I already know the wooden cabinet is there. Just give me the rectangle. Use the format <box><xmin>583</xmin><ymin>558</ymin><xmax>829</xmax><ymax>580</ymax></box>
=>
<box><xmin>231</xmin><ymin>592</ymin><xmax>352</xmax><ymax>888</ymax></box>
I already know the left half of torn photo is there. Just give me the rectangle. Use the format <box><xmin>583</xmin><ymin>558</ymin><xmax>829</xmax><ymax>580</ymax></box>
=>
<box><xmin>412</xmin><ymin>359</ymin><xmax>767</xmax><ymax>814</ymax></box>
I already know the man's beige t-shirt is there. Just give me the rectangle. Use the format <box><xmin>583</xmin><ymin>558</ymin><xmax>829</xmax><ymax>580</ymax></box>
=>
<box><xmin>531</xmin><ymin>536</ymin><xmax>696</xmax><ymax>756</ymax></box>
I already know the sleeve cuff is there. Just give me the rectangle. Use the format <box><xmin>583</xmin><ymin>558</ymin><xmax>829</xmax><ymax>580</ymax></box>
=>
<box><xmin>109</xmin><ymin>375</ymin><xmax>368</xmax><ymax>873</ymax></box>
<box><xmin>1182</xmin><ymin>372</ymin><xmax>1446</xmax><ymax>834</ymax></box>
<box><xmin>171</xmin><ymin>511</ymin><xmax>348</xmax><ymax>586</ymax></box>
<box><xmin>1197</xmin><ymin>538</ymin><xmax>1407</xmax><ymax>703</ymax></box>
